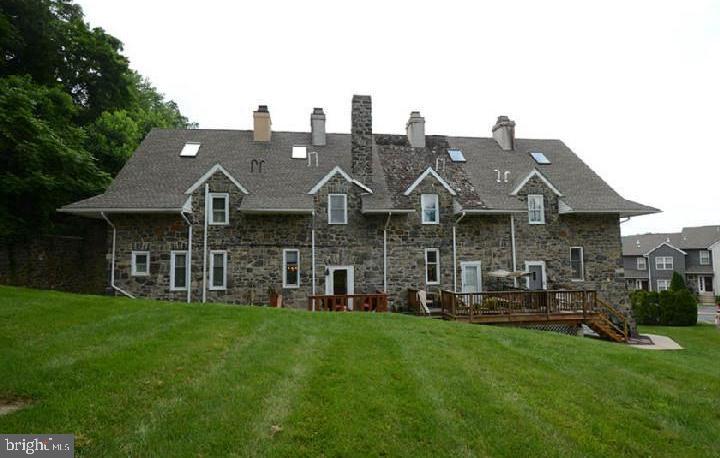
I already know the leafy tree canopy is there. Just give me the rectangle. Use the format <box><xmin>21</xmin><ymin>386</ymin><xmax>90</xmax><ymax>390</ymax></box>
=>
<box><xmin>0</xmin><ymin>0</ymin><xmax>189</xmax><ymax>240</ymax></box>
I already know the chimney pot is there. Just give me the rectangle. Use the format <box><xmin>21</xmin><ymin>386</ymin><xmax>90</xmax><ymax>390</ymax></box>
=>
<box><xmin>311</xmin><ymin>107</ymin><xmax>326</xmax><ymax>146</ymax></box>
<box><xmin>253</xmin><ymin>105</ymin><xmax>271</xmax><ymax>142</ymax></box>
<box><xmin>406</xmin><ymin>111</ymin><xmax>426</xmax><ymax>148</ymax></box>
<box><xmin>492</xmin><ymin>115</ymin><xmax>515</xmax><ymax>151</ymax></box>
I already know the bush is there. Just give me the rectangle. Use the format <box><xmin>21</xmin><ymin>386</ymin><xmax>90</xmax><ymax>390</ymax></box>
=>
<box><xmin>662</xmin><ymin>289</ymin><xmax>697</xmax><ymax>326</ymax></box>
<box><xmin>630</xmin><ymin>290</ymin><xmax>660</xmax><ymax>325</ymax></box>
<box><xmin>669</xmin><ymin>271</ymin><xmax>686</xmax><ymax>292</ymax></box>
<box><xmin>631</xmin><ymin>288</ymin><xmax>696</xmax><ymax>326</ymax></box>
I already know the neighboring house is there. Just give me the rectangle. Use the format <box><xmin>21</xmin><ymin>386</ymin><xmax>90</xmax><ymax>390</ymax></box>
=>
<box><xmin>60</xmin><ymin>95</ymin><xmax>658</xmax><ymax>309</ymax></box>
<box><xmin>622</xmin><ymin>226</ymin><xmax>720</xmax><ymax>300</ymax></box>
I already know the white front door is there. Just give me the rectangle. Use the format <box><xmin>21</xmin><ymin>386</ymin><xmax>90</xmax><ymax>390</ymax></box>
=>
<box><xmin>325</xmin><ymin>266</ymin><xmax>355</xmax><ymax>308</ymax></box>
<box><xmin>698</xmin><ymin>276</ymin><xmax>713</xmax><ymax>293</ymax></box>
<box><xmin>461</xmin><ymin>261</ymin><xmax>482</xmax><ymax>293</ymax></box>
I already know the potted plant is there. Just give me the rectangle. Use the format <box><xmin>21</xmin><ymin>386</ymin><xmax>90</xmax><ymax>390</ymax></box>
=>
<box><xmin>268</xmin><ymin>286</ymin><xmax>283</xmax><ymax>308</ymax></box>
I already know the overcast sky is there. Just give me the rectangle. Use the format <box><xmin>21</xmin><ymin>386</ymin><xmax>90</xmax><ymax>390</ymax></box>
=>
<box><xmin>79</xmin><ymin>0</ymin><xmax>719</xmax><ymax>236</ymax></box>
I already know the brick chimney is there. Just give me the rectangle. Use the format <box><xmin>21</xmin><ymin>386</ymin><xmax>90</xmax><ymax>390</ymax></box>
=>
<box><xmin>253</xmin><ymin>105</ymin><xmax>271</xmax><ymax>142</ymax></box>
<box><xmin>406</xmin><ymin>111</ymin><xmax>426</xmax><ymax>148</ymax></box>
<box><xmin>492</xmin><ymin>115</ymin><xmax>515</xmax><ymax>151</ymax></box>
<box><xmin>351</xmin><ymin>95</ymin><xmax>372</xmax><ymax>183</ymax></box>
<box><xmin>311</xmin><ymin>107</ymin><xmax>326</xmax><ymax>146</ymax></box>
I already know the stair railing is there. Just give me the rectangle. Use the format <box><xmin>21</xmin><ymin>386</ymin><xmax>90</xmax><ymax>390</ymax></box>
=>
<box><xmin>595</xmin><ymin>296</ymin><xmax>629</xmax><ymax>342</ymax></box>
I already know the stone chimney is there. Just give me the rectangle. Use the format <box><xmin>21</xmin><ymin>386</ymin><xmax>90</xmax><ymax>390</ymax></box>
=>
<box><xmin>253</xmin><ymin>105</ymin><xmax>271</xmax><ymax>142</ymax></box>
<box><xmin>406</xmin><ymin>111</ymin><xmax>426</xmax><ymax>148</ymax></box>
<box><xmin>492</xmin><ymin>115</ymin><xmax>516</xmax><ymax>151</ymax></box>
<box><xmin>311</xmin><ymin>107</ymin><xmax>326</xmax><ymax>146</ymax></box>
<box><xmin>351</xmin><ymin>95</ymin><xmax>372</xmax><ymax>183</ymax></box>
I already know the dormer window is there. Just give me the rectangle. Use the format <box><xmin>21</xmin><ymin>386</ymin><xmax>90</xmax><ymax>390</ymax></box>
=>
<box><xmin>528</xmin><ymin>194</ymin><xmax>545</xmax><ymax>224</ymax></box>
<box><xmin>328</xmin><ymin>194</ymin><xmax>347</xmax><ymax>224</ymax></box>
<box><xmin>209</xmin><ymin>193</ymin><xmax>229</xmax><ymax>225</ymax></box>
<box><xmin>180</xmin><ymin>142</ymin><xmax>200</xmax><ymax>157</ymax></box>
<box><xmin>421</xmin><ymin>194</ymin><xmax>439</xmax><ymax>224</ymax></box>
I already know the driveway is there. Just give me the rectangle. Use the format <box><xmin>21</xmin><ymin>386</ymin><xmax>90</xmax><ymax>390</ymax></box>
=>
<box><xmin>698</xmin><ymin>306</ymin><xmax>717</xmax><ymax>324</ymax></box>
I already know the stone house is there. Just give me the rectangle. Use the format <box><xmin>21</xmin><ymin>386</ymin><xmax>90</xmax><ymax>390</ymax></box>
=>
<box><xmin>61</xmin><ymin>95</ymin><xmax>658</xmax><ymax>309</ymax></box>
<box><xmin>622</xmin><ymin>226</ymin><xmax>720</xmax><ymax>303</ymax></box>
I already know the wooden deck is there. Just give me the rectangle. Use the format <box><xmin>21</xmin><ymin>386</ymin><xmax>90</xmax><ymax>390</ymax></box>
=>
<box><xmin>439</xmin><ymin>289</ymin><xmax>630</xmax><ymax>342</ymax></box>
<box><xmin>307</xmin><ymin>293</ymin><xmax>388</xmax><ymax>312</ymax></box>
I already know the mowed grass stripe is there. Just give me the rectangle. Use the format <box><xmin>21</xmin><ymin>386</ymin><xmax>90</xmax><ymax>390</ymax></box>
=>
<box><xmin>264</xmin><ymin>313</ymin><xmax>446</xmax><ymax>457</ymax></box>
<box><xmin>1</xmin><ymin>287</ymin><xmax>719</xmax><ymax>457</ymax></box>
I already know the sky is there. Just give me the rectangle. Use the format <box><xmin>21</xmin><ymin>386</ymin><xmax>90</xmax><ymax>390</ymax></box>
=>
<box><xmin>78</xmin><ymin>0</ymin><xmax>720</xmax><ymax>236</ymax></box>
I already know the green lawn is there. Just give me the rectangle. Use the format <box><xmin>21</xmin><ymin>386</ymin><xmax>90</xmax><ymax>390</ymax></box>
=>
<box><xmin>1</xmin><ymin>287</ymin><xmax>719</xmax><ymax>457</ymax></box>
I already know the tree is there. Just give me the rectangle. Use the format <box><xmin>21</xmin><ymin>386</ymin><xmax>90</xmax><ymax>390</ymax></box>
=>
<box><xmin>1</xmin><ymin>0</ymin><xmax>132</xmax><ymax>122</ymax></box>
<box><xmin>669</xmin><ymin>271</ymin><xmax>686</xmax><ymax>292</ymax></box>
<box><xmin>0</xmin><ymin>76</ymin><xmax>109</xmax><ymax>240</ymax></box>
<box><xmin>0</xmin><ymin>0</ymin><xmax>188</xmax><ymax>240</ymax></box>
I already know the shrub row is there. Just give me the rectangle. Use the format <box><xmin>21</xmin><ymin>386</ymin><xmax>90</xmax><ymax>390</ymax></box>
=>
<box><xmin>630</xmin><ymin>289</ymin><xmax>697</xmax><ymax>326</ymax></box>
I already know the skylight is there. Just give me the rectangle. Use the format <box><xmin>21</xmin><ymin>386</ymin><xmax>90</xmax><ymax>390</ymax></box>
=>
<box><xmin>292</xmin><ymin>145</ymin><xmax>307</xmax><ymax>159</ymax></box>
<box><xmin>530</xmin><ymin>151</ymin><xmax>551</xmax><ymax>164</ymax></box>
<box><xmin>180</xmin><ymin>142</ymin><xmax>201</xmax><ymax>157</ymax></box>
<box><xmin>447</xmin><ymin>149</ymin><xmax>466</xmax><ymax>162</ymax></box>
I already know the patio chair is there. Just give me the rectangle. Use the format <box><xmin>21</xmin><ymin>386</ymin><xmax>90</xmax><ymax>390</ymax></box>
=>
<box><xmin>416</xmin><ymin>290</ymin><xmax>432</xmax><ymax>316</ymax></box>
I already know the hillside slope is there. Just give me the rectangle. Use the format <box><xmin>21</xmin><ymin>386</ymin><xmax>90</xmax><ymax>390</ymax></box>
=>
<box><xmin>0</xmin><ymin>287</ymin><xmax>718</xmax><ymax>457</ymax></box>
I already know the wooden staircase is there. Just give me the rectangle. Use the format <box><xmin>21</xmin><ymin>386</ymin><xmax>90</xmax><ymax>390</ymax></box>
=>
<box><xmin>583</xmin><ymin>296</ymin><xmax>629</xmax><ymax>343</ymax></box>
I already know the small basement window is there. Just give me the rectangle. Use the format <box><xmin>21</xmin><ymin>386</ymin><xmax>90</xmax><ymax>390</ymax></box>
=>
<box><xmin>530</xmin><ymin>151</ymin><xmax>551</xmax><ymax>164</ymax></box>
<box><xmin>180</xmin><ymin>142</ymin><xmax>201</xmax><ymax>157</ymax></box>
<box><xmin>292</xmin><ymin>146</ymin><xmax>307</xmax><ymax>159</ymax></box>
<box><xmin>447</xmin><ymin>149</ymin><xmax>466</xmax><ymax>162</ymax></box>
<box><xmin>131</xmin><ymin>251</ymin><xmax>150</xmax><ymax>276</ymax></box>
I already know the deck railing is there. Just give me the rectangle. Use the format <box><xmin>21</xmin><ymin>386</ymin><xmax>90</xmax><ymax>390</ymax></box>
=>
<box><xmin>439</xmin><ymin>289</ymin><xmax>598</xmax><ymax>319</ymax></box>
<box><xmin>308</xmin><ymin>293</ymin><xmax>389</xmax><ymax>312</ymax></box>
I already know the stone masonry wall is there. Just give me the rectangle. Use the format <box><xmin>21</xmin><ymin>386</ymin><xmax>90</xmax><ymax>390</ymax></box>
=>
<box><xmin>107</xmin><ymin>169</ymin><xmax>630</xmax><ymax>324</ymax></box>
<box><xmin>0</xmin><ymin>219</ymin><xmax>107</xmax><ymax>294</ymax></box>
<box><xmin>513</xmin><ymin>175</ymin><xmax>633</xmax><ymax>331</ymax></box>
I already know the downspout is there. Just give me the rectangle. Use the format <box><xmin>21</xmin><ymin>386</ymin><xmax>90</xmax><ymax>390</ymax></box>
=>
<box><xmin>180</xmin><ymin>212</ymin><xmax>193</xmax><ymax>304</ymax></box>
<box><xmin>202</xmin><ymin>183</ymin><xmax>209</xmax><ymax>303</ymax></box>
<box><xmin>647</xmin><ymin>255</ymin><xmax>652</xmax><ymax>292</ymax></box>
<box><xmin>384</xmin><ymin>212</ymin><xmax>393</xmax><ymax>293</ymax></box>
<box><xmin>454</xmin><ymin>212</ymin><xmax>466</xmax><ymax>292</ymax></box>
<box><xmin>311</xmin><ymin>210</ymin><xmax>316</xmax><ymax>310</ymax></box>
<box><xmin>100</xmin><ymin>212</ymin><xmax>135</xmax><ymax>299</ymax></box>
<box><xmin>511</xmin><ymin>214</ymin><xmax>518</xmax><ymax>288</ymax></box>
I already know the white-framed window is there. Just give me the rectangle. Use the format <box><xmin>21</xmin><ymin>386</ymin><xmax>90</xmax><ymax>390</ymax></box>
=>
<box><xmin>528</xmin><ymin>194</ymin><xmax>545</xmax><ymax>224</ymax></box>
<box><xmin>425</xmin><ymin>248</ymin><xmax>440</xmax><ymax>285</ymax></box>
<box><xmin>657</xmin><ymin>279</ymin><xmax>670</xmax><ymax>291</ymax></box>
<box><xmin>699</xmin><ymin>250</ymin><xmax>711</xmax><ymax>265</ymax></box>
<box><xmin>328</xmin><ymin>194</ymin><xmax>348</xmax><ymax>225</ymax></box>
<box><xmin>131</xmin><ymin>251</ymin><xmax>150</xmax><ymax>276</ymax></box>
<box><xmin>421</xmin><ymin>194</ymin><xmax>439</xmax><ymax>224</ymax></box>
<box><xmin>283</xmin><ymin>249</ymin><xmax>300</xmax><ymax>288</ymax></box>
<box><xmin>209</xmin><ymin>250</ymin><xmax>227</xmax><ymax>290</ymax></box>
<box><xmin>637</xmin><ymin>257</ymin><xmax>646</xmax><ymax>271</ymax></box>
<box><xmin>209</xmin><ymin>193</ymin><xmax>229</xmax><ymax>225</ymax></box>
<box><xmin>655</xmin><ymin>256</ymin><xmax>674</xmax><ymax>270</ymax></box>
<box><xmin>170</xmin><ymin>250</ymin><xmax>188</xmax><ymax>291</ymax></box>
<box><xmin>570</xmin><ymin>247</ymin><xmax>584</xmax><ymax>280</ymax></box>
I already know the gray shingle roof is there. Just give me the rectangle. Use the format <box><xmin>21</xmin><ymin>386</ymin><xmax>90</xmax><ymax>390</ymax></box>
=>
<box><xmin>622</xmin><ymin>225</ymin><xmax>720</xmax><ymax>255</ymax></box>
<box><xmin>61</xmin><ymin>128</ymin><xmax>659</xmax><ymax>217</ymax></box>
